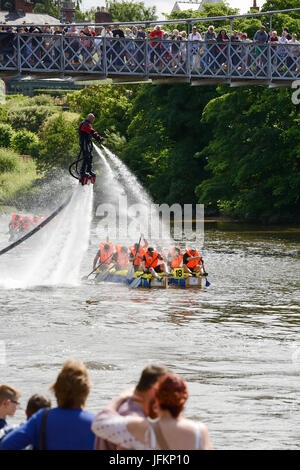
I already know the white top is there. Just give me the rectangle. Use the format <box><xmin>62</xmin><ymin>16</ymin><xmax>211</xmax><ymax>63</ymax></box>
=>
<box><xmin>92</xmin><ymin>410</ymin><xmax>204</xmax><ymax>450</ymax></box>
<box><xmin>188</xmin><ymin>32</ymin><xmax>201</xmax><ymax>41</ymax></box>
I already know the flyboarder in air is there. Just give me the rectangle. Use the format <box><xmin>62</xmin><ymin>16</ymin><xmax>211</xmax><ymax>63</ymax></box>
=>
<box><xmin>78</xmin><ymin>113</ymin><xmax>104</xmax><ymax>185</ymax></box>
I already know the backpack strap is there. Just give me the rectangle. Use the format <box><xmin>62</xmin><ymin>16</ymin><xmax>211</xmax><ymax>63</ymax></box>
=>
<box><xmin>151</xmin><ymin>420</ymin><xmax>170</xmax><ymax>450</ymax></box>
<box><xmin>39</xmin><ymin>408</ymin><xmax>50</xmax><ymax>450</ymax></box>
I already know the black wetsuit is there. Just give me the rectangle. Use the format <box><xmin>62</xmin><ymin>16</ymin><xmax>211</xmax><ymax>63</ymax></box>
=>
<box><xmin>78</xmin><ymin>119</ymin><xmax>103</xmax><ymax>176</ymax></box>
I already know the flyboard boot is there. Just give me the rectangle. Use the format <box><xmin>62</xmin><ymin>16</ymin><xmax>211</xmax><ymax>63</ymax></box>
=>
<box><xmin>79</xmin><ymin>173</ymin><xmax>89</xmax><ymax>185</ymax></box>
<box><xmin>88</xmin><ymin>171</ymin><xmax>96</xmax><ymax>184</ymax></box>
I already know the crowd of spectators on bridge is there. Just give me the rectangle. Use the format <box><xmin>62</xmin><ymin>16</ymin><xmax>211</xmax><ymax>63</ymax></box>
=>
<box><xmin>0</xmin><ymin>21</ymin><xmax>300</xmax><ymax>76</ymax></box>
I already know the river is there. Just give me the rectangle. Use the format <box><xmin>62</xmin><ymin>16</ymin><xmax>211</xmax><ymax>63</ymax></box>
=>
<box><xmin>0</xmin><ymin>217</ymin><xmax>299</xmax><ymax>450</ymax></box>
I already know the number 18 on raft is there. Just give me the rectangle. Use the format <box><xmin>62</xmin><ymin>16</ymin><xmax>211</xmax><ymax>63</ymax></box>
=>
<box><xmin>173</xmin><ymin>268</ymin><xmax>185</xmax><ymax>279</ymax></box>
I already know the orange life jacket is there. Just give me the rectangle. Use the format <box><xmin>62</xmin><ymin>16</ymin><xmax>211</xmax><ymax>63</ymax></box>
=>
<box><xmin>11</xmin><ymin>214</ymin><xmax>20</xmax><ymax>228</ymax></box>
<box><xmin>22</xmin><ymin>217</ymin><xmax>31</xmax><ymax>230</ymax></box>
<box><xmin>170</xmin><ymin>247</ymin><xmax>183</xmax><ymax>269</ymax></box>
<box><xmin>129</xmin><ymin>245</ymin><xmax>145</xmax><ymax>266</ymax></box>
<box><xmin>185</xmin><ymin>249</ymin><xmax>201</xmax><ymax>269</ymax></box>
<box><xmin>99</xmin><ymin>242</ymin><xmax>114</xmax><ymax>264</ymax></box>
<box><xmin>144</xmin><ymin>250</ymin><xmax>159</xmax><ymax>269</ymax></box>
<box><xmin>115</xmin><ymin>245</ymin><xmax>129</xmax><ymax>266</ymax></box>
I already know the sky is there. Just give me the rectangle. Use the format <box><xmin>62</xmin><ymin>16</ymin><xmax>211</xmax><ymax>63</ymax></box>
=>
<box><xmin>81</xmin><ymin>1</ymin><xmax>265</xmax><ymax>18</ymax></box>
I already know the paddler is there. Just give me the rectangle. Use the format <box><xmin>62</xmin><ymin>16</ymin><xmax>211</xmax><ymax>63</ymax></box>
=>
<box><xmin>183</xmin><ymin>247</ymin><xmax>207</xmax><ymax>275</ymax></box>
<box><xmin>114</xmin><ymin>245</ymin><xmax>130</xmax><ymax>271</ymax></box>
<box><xmin>129</xmin><ymin>234</ymin><xmax>148</xmax><ymax>272</ymax></box>
<box><xmin>142</xmin><ymin>246</ymin><xmax>169</xmax><ymax>280</ymax></box>
<box><xmin>167</xmin><ymin>246</ymin><xmax>183</xmax><ymax>271</ymax></box>
<box><xmin>93</xmin><ymin>241</ymin><xmax>114</xmax><ymax>270</ymax></box>
<box><xmin>8</xmin><ymin>214</ymin><xmax>21</xmax><ymax>240</ymax></box>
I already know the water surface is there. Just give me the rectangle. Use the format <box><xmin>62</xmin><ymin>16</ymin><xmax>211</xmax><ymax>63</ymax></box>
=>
<box><xmin>0</xmin><ymin>220</ymin><xmax>299</xmax><ymax>450</ymax></box>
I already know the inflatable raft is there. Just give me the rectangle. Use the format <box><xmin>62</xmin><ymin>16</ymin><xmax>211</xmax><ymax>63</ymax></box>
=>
<box><xmin>94</xmin><ymin>268</ymin><xmax>203</xmax><ymax>289</ymax></box>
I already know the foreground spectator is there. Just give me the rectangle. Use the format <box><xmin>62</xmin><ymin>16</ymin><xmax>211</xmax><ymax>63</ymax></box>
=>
<box><xmin>0</xmin><ymin>385</ymin><xmax>21</xmax><ymax>432</ymax></box>
<box><xmin>94</xmin><ymin>364</ymin><xmax>169</xmax><ymax>450</ymax></box>
<box><xmin>1</xmin><ymin>394</ymin><xmax>51</xmax><ymax>446</ymax></box>
<box><xmin>0</xmin><ymin>359</ymin><xmax>95</xmax><ymax>450</ymax></box>
<box><xmin>92</xmin><ymin>373</ymin><xmax>212</xmax><ymax>450</ymax></box>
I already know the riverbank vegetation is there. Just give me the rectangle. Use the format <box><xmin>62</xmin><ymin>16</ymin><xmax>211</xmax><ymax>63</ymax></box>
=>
<box><xmin>0</xmin><ymin>94</ymin><xmax>79</xmax><ymax>209</ymax></box>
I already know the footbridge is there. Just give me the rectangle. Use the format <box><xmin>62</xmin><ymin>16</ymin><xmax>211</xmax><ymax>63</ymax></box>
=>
<box><xmin>1</xmin><ymin>8</ymin><xmax>300</xmax><ymax>87</ymax></box>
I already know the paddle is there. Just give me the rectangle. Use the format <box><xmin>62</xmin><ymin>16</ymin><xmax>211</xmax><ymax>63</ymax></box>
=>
<box><xmin>81</xmin><ymin>252</ymin><xmax>114</xmax><ymax>281</ymax></box>
<box><xmin>96</xmin><ymin>262</ymin><xmax>116</xmax><ymax>282</ymax></box>
<box><xmin>129</xmin><ymin>254</ymin><xmax>159</xmax><ymax>289</ymax></box>
<box><xmin>126</xmin><ymin>235</ymin><xmax>142</xmax><ymax>280</ymax></box>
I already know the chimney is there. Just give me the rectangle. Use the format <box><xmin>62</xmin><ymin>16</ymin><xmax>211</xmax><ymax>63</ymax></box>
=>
<box><xmin>250</xmin><ymin>0</ymin><xmax>260</xmax><ymax>12</ymax></box>
<box><xmin>60</xmin><ymin>1</ymin><xmax>76</xmax><ymax>23</ymax></box>
<box><xmin>95</xmin><ymin>6</ymin><xmax>112</xmax><ymax>24</ymax></box>
<box><xmin>15</xmin><ymin>0</ymin><xmax>34</xmax><ymax>13</ymax></box>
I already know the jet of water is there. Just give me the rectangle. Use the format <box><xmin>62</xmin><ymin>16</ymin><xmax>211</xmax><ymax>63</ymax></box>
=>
<box><xmin>0</xmin><ymin>185</ymin><xmax>94</xmax><ymax>288</ymax></box>
<box><xmin>94</xmin><ymin>144</ymin><xmax>174</xmax><ymax>248</ymax></box>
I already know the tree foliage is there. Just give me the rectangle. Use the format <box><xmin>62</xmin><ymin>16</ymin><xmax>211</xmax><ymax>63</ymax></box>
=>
<box><xmin>195</xmin><ymin>87</ymin><xmax>300</xmax><ymax>221</ymax></box>
<box><xmin>107</xmin><ymin>0</ymin><xmax>157</xmax><ymax>23</ymax></box>
<box><xmin>37</xmin><ymin>112</ymin><xmax>79</xmax><ymax>172</ymax></box>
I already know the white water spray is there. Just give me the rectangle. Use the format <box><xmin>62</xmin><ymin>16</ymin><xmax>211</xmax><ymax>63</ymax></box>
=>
<box><xmin>94</xmin><ymin>145</ymin><xmax>174</xmax><ymax>247</ymax></box>
<box><xmin>0</xmin><ymin>184</ymin><xmax>93</xmax><ymax>289</ymax></box>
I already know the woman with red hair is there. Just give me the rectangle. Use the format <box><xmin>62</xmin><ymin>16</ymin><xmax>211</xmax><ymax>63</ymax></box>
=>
<box><xmin>92</xmin><ymin>373</ymin><xmax>212</xmax><ymax>450</ymax></box>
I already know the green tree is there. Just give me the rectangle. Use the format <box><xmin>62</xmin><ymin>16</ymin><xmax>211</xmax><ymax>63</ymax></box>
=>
<box><xmin>164</xmin><ymin>3</ymin><xmax>239</xmax><ymax>33</ymax></box>
<box><xmin>7</xmin><ymin>105</ymin><xmax>57</xmax><ymax>133</ymax></box>
<box><xmin>67</xmin><ymin>85</ymin><xmax>132</xmax><ymax>141</ymax></box>
<box><xmin>11</xmin><ymin>130</ymin><xmax>39</xmax><ymax>155</ymax></box>
<box><xmin>107</xmin><ymin>0</ymin><xmax>157</xmax><ymax>22</ymax></box>
<box><xmin>37</xmin><ymin>112</ymin><xmax>79</xmax><ymax>171</ymax></box>
<box><xmin>0</xmin><ymin>123</ymin><xmax>14</xmax><ymax>148</ymax></box>
<box><xmin>33</xmin><ymin>0</ymin><xmax>60</xmax><ymax>17</ymax></box>
<box><xmin>195</xmin><ymin>87</ymin><xmax>300</xmax><ymax>221</ymax></box>
<box><xmin>261</xmin><ymin>0</ymin><xmax>300</xmax><ymax>17</ymax></box>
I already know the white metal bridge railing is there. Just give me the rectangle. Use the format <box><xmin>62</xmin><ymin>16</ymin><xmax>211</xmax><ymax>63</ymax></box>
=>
<box><xmin>1</xmin><ymin>34</ymin><xmax>300</xmax><ymax>81</ymax></box>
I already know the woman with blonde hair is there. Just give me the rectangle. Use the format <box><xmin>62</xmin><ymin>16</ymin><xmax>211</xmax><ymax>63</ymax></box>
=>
<box><xmin>0</xmin><ymin>359</ymin><xmax>95</xmax><ymax>450</ymax></box>
<box><xmin>92</xmin><ymin>373</ymin><xmax>212</xmax><ymax>450</ymax></box>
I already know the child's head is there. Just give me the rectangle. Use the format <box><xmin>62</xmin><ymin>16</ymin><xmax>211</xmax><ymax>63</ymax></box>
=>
<box><xmin>0</xmin><ymin>385</ymin><xmax>21</xmax><ymax>419</ymax></box>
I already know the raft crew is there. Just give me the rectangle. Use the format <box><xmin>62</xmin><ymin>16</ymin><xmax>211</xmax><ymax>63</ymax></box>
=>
<box><xmin>8</xmin><ymin>214</ymin><xmax>43</xmax><ymax>241</ymax></box>
<box><xmin>92</xmin><ymin>241</ymin><xmax>208</xmax><ymax>279</ymax></box>
<box><xmin>183</xmin><ymin>248</ymin><xmax>207</xmax><ymax>275</ymax></box>
<box><xmin>142</xmin><ymin>246</ymin><xmax>169</xmax><ymax>280</ymax></box>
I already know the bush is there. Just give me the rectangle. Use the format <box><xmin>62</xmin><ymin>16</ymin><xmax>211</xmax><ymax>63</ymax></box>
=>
<box><xmin>31</xmin><ymin>94</ymin><xmax>55</xmax><ymax>106</ymax></box>
<box><xmin>0</xmin><ymin>148</ymin><xmax>19</xmax><ymax>173</ymax></box>
<box><xmin>11</xmin><ymin>130</ymin><xmax>39</xmax><ymax>155</ymax></box>
<box><xmin>7</xmin><ymin>105</ymin><xmax>57</xmax><ymax>133</ymax></box>
<box><xmin>0</xmin><ymin>103</ymin><xmax>8</xmax><ymax>122</ymax></box>
<box><xmin>37</xmin><ymin>111</ymin><xmax>80</xmax><ymax>171</ymax></box>
<box><xmin>0</xmin><ymin>123</ymin><xmax>14</xmax><ymax>148</ymax></box>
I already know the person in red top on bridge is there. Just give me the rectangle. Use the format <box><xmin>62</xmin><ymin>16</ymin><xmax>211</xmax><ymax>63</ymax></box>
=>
<box><xmin>78</xmin><ymin>113</ymin><xmax>104</xmax><ymax>182</ymax></box>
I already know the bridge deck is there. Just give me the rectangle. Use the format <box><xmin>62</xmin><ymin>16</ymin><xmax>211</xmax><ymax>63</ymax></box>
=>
<box><xmin>1</xmin><ymin>33</ymin><xmax>299</xmax><ymax>86</ymax></box>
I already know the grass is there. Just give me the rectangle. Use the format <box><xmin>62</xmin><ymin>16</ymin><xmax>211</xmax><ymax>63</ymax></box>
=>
<box><xmin>0</xmin><ymin>154</ymin><xmax>41</xmax><ymax>207</ymax></box>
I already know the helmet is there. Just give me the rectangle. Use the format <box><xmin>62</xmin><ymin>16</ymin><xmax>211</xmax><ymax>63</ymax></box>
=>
<box><xmin>148</xmin><ymin>247</ymin><xmax>154</xmax><ymax>253</ymax></box>
<box><xmin>104</xmin><ymin>243</ymin><xmax>110</xmax><ymax>250</ymax></box>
